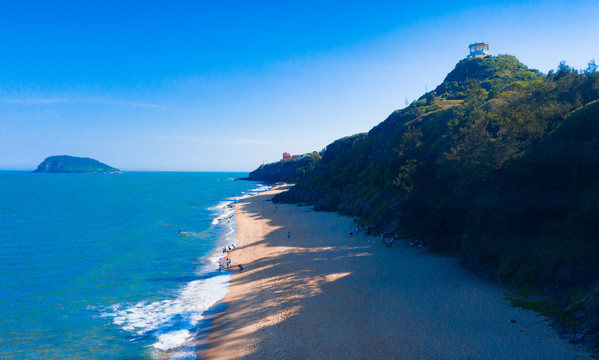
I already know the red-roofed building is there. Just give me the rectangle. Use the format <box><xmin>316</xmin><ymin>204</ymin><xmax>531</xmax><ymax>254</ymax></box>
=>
<box><xmin>283</xmin><ymin>152</ymin><xmax>291</xmax><ymax>159</ymax></box>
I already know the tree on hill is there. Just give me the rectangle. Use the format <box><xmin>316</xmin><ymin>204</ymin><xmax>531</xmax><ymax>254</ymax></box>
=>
<box><xmin>270</xmin><ymin>56</ymin><xmax>599</xmax><ymax>348</ymax></box>
<box><xmin>33</xmin><ymin>155</ymin><xmax>120</xmax><ymax>173</ymax></box>
<box><xmin>243</xmin><ymin>152</ymin><xmax>322</xmax><ymax>183</ymax></box>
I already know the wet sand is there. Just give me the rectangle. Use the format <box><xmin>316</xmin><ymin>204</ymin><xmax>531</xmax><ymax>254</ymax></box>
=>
<box><xmin>203</xmin><ymin>185</ymin><xmax>585</xmax><ymax>359</ymax></box>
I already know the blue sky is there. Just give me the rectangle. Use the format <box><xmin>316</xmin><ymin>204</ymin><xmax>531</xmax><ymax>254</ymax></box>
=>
<box><xmin>1</xmin><ymin>0</ymin><xmax>598</xmax><ymax>171</ymax></box>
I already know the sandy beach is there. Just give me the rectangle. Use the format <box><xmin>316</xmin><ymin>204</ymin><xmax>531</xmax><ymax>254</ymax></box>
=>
<box><xmin>203</xmin><ymin>184</ymin><xmax>586</xmax><ymax>359</ymax></box>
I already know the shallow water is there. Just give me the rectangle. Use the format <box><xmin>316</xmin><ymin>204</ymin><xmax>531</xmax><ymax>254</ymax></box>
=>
<box><xmin>0</xmin><ymin>171</ymin><xmax>263</xmax><ymax>359</ymax></box>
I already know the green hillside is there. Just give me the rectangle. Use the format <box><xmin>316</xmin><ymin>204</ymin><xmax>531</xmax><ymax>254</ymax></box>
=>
<box><xmin>243</xmin><ymin>152</ymin><xmax>321</xmax><ymax>183</ymax></box>
<box><xmin>271</xmin><ymin>55</ymin><xmax>599</xmax><ymax>349</ymax></box>
<box><xmin>34</xmin><ymin>155</ymin><xmax>121</xmax><ymax>173</ymax></box>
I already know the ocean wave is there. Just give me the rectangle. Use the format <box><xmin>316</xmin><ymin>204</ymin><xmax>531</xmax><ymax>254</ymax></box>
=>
<box><xmin>154</xmin><ymin>329</ymin><xmax>194</xmax><ymax>351</ymax></box>
<box><xmin>209</xmin><ymin>201</ymin><xmax>235</xmax><ymax>225</ymax></box>
<box><xmin>250</xmin><ymin>183</ymin><xmax>272</xmax><ymax>193</ymax></box>
<box><xmin>209</xmin><ymin>184</ymin><xmax>272</xmax><ymax>226</ymax></box>
<box><xmin>99</xmin><ymin>273</ymin><xmax>230</xmax><ymax>354</ymax></box>
<box><xmin>98</xmin><ymin>181</ymin><xmax>270</xmax><ymax>359</ymax></box>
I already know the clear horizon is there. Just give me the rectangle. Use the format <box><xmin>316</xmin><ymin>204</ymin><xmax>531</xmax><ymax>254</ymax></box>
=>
<box><xmin>1</xmin><ymin>0</ymin><xmax>598</xmax><ymax>171</ymax></box>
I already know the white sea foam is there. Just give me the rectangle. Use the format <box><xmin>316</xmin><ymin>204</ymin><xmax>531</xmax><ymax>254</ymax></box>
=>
<box><xmin>154</xmin><ymin>329</ymin><xmax>195</xmax><ymax>351</ymax></box>
<box><xmin>102</xmin><ymin>273</ymin><xmax>230</xmax><ymax>332</ymax></box>
<box><xmin>155</xmin><ymin>330</ymin><xmax>198</xmax><ymax>360</ymax></box>
<box><xmin>208</xmin><ymin>183</ymin><xmax>272</xmax><ymax>227</ymax></box>
<box><xmin>169</xmin><ymin>349</ymin><xmax>197</xmax><ymax>360</ymax></box>
<box><xmin>100</xmin><ymin>201</ymin><xmax>235</xmax><ymax>358</ymax></box>
<box><xmin>210</xmin><ymin>202</ymin><xmax>235</xmax><ymax>225</ymax></box>
<box><xmin>250</xmin><ymin>183</ymin><xmax>272</xmax><ymax>193</ymax></box>
<box><xmin>99</xmin><ymin>182</ymin><xmax>270</xmax><ymax>359</ymax></box>
<box><xmin>100</xmin><ymin>273</ymin><xmax>230</xmax><ymax>359</ymax></box>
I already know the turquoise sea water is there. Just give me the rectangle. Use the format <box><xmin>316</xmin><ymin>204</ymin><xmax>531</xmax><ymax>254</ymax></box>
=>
<box><xmin>0</xmin><ymin>171</ymin><xmax>264</xmax><ymax>359</ymax></box>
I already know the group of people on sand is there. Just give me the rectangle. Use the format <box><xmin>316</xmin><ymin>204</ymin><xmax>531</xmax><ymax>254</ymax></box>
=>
<box><xmin>348</xmin><ymin>223</ymin><xmax>374</xmax><ymax>243</ymax></box>
<box><xmin>218</xmin><ymin>244</ymin><xmax>243</xmax><ymax>272</ymax></box>
<box><xmin>223</xmin><ymin>244</ymin><xmax>236</xmax><ymax>253</ymax></box>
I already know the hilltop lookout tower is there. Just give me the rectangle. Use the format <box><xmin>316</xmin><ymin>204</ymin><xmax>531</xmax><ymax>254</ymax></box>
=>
<box><xmin>467</xmin><ymin>42</ymin><xmax>490</xmax><ymax>59</ymax></box>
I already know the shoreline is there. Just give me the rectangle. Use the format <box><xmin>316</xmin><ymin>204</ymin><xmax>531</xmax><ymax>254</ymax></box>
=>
<box><xmin>136</xmin><ymin>183</ymin><xmax>271</xmax><ymax>360</ymax></box>
<box><xmin>201</xmin><ymin>184</ymin><xmax>585</xmax><ymax>359</ymax></box>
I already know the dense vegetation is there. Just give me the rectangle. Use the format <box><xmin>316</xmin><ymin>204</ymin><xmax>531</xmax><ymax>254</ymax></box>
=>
<box><xmin>34</xmin><ymin>155</ymin><xmax>121</xmax><ymax>173</ymax></box>
<box><xmin>242</xmin><ymin>152</ymin><xmax>322</xmax><ymax>183</ymax></box>
<box><xmin>271</xmin><ymin>55</ymin><xmax>599</xmax><ymax>348</ymax></box>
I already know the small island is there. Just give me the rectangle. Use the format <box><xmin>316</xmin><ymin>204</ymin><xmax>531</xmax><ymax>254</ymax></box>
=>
<box><xmin>33</xmin><ymin>155</ymin><xmax>121</xmax><ymax>173</ymax></box>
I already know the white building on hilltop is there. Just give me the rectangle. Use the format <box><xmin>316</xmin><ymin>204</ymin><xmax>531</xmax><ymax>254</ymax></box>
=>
<box><xmin>467</xmin><ymin>42</ymin><xmax>490</xmax><ymax>59</ymax></box>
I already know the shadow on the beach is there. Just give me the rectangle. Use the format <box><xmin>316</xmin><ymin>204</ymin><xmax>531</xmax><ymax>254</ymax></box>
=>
<box><xmin>205</xmin><ymin>190</ymin><xmax>432</xmax><ymax>359</ymax></box>
<box><xmin>204</xmin><ymin>189</ymin><xmax>582</xmax><ymax>360</ymax></box>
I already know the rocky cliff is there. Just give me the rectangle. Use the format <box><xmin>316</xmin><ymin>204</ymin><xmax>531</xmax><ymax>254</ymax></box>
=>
<box><xmin>260</xmin><ymin>55</ymin><xmax>599</xmax><ymax>352</ymax></box>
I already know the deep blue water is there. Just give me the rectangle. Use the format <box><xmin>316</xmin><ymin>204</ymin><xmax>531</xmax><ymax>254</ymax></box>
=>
<box><xmin>0</xmin><ymin>171</ymin><xmax>264</xmax><ymax>359</ymax></box>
